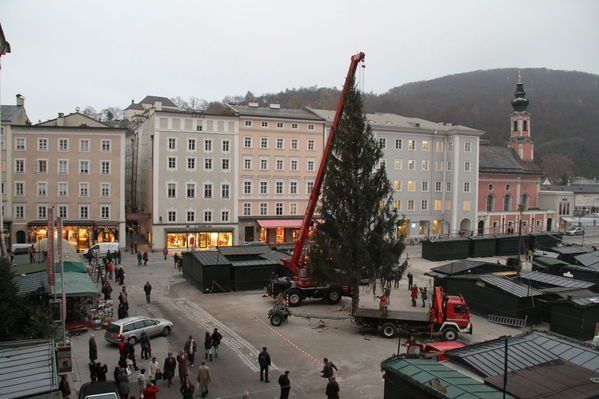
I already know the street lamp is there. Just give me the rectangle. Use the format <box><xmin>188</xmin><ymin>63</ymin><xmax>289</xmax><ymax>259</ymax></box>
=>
<box><xmin>185</xmin><ymin>225</ymin><xmax>190</xmax><ymax>251</ymax></box>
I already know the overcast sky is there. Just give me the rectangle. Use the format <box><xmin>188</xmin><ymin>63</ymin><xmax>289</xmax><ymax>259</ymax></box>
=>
<box><xmin>2</xmin><ymin>0</ymin><xmax>598</xmax><ymax>122</ymax></box>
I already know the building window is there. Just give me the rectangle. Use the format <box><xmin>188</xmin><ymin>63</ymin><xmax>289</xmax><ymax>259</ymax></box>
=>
<box><xmin>221</xmin><ymin>158</ymin><xmax>230</xmax><ymax>170</ymax></box>
<box><xmin>37</xmin><ymin>138</ymin><xmax>48</xmax><ymax>151</ymax></box>
<box><xmin>243</xmin><ymin>203</ymin><xmax>251</xmax><ymax>216</ymax></box>
<box><xmin>394</xmin><ymin>160</ymin><xmax>402</xmax><ymax>170</ymax></box>
<box><xmin>486</xmin><ymin>195</ymin><xmax>494</xmax><ymax>212</ymax></box>
<box><xmin>291</xmin><ymin>139</ymin><xmax>298</xmax><ymax>150</ymax></box>
<box><xmin>203</xmin><ymin>210</ymin><xmax>212</xmax><ymax>222</ymax></box>
<box><xmin>307</xmin><ymin>181</ymin><xmax>314</xmax><ymax>194</ymax></box>
<box><xmin>221</xmin><ymin>210</ymin><xmax>229</xmax><ymax>222</ymax></box>
<box><xmin>260</xmin><ymin>158</ymin><xmax>268</xmax><ymax>170</ymax></box>
<box><xmin>38</xmin><ymin>205</ymin><xmax>48</xmax><ymax>219</ymax></box>
<box><xmin>167</xmin><ymin>157</ymin><xmax>176</xmax><ymax>170</ymax></box>
<box><xmin>37</xmin><ymin>182</ymin><xmax>47</xmax><ymax>197</ymax></box>
<box><xmin>187</xmin><ymin>157</ymin><xmax>196</xmax><ymax>170</ymax></box>
<box><xmin>168</xmin><ymin>210</ymin><xmax>177</xmax><ymax>222</ymax></box>
<box><xmin>79</xmin><ymin>183</ymin><xmax>89</xmax><ymax>197</ymax></box>
<box><xmin>244</xmin><ymin>120</ymin><xmax>252</xmax><ymax>127</ymax></box>
<box><xmin>79</xmin><ymin>205</ymin><xmax>89</xmax><ymax>219</ymax></box>
<box><xmin>447</xmin><ymin>161</ymin><xmax>452</xmax><ymax>171</ymax></box>
<box><xmin>259</xmin><ymin>203</ymin><xmax>267</xmax><ymax>216</ymax></box>
<box><xmin>204</xmin><ymin>158</ymin><xmax>213</xmax><ymax>170</ymax></box>
<box><xmin>167</xmin><ymin>183</ymin><xmax>176</xmax><ymax>198</ymax></box>
<box><xmin>408</xmin><ymin>160</ymin><xmax>415</xmax><ymax>171</ymax></box>
<box><xmin>186</xmin><ymin>183</ymin><xmax>196</xmax><ymax>199</ymax></box>
<box><xmin>435</xmin><ymin>161</ymin><xmax>443</xmax><ymax>172</ymax></box>
<box><xmin>464</xmin><ymin>161</ymin><xmax>471</xmax><ymax>172</ymax></box>
<box><xmin>394</xmin><ymin>181</ymin><xmax>402</xmax><ymax>191</ymax></box>
<box><xmin>275</xmin><ymin>203</ymin><xmax>283</xmax><ymax>216</ymax></box>
<box><xmin>307</xmin><ymin>159</ymin><xmax>315</xmax><ymax>172</ymax></box>
<box><xmin>79</xmin><ymin>160</ymin><xmax>89</xmax><ymax>174</ymax></box>
<box><xmin>307</xmin><ymin>140</ymin><xmax>315</xmax><ymax>150</ymax></box>
<box><xmin>435</xmin><ymin>141</ymin><xmax>443</xmax><ymax>152</ymax></box>
<box><xmin>379</xmin><ymin>138</ymin><xmax>387</xmax><ymax>149</ymax></box>
<box><xmin>421</xmin><ymin>199</ymin><xmax>428</xmax><ymax>211</ymax></box>
<box><xmin>464</xmin><ymin>182</ymin><xmax>471</xmax><ymax>193</ymax></box>
<box><xmin>308</xmin><ymin>124</ymin><xmax>315</xmax><ymax>130</ymax></box>
<box><xmin>434</xmin><ymin>200</ymin><xmax>442</xmax><ymax>211</ymax></box>
<box><xmin>243</xmin><ymin>137</ymin><xmax>252</xmax><ymax>148</ymax></box>
<box><xmin>260</xmin><ymin>181</ymin><xmax>268</xmax><ymax>195</ymax></box>
<box><xmin>521</xmin><ymin>194</ymin><xmax>529</xmax><ymax>210</ymax></box>
<box><xmin>100</xmin><ymin>161</ymin><xmax>111</xmax><ymax>175</ymax></box>
<box><xmin>421</xmin><ymin>181</ymin><xmax>428</xmax><ymax>192</ymax></box>
<box><xmin>203</xmin><ymin>183</ymin><xmax>213</xmax><ymax>199</ymax></box>
<box><xmin>523</xmin><ymin>120</ymin><xmax>528</xmax><ymax>131</ymax></box>
<box><xmin>79</xmin><ymin>139</ymin><xmax>90</xmax><ymax>152</ymax></box>
<box><xmin>446</xmin><ymin>182</ymin><xmax>451</xmax><ymax>192</ymax></box>
<box><xmin>243</xmin><ymin>181</ymin><xmax>252</xmax><ymax>195</ymax></box>
<box><xmin>290</xmin><ymin>159</ymin><xmax>298</xmax><ymax>171</ymax></box>
<box><xmin>221</xmin><ymin>140</ymin><xmax>230</xmax><ymax>152</ymax></box>
<box><xmin>260</xmin><ymin>137</ymin><xmax>268</xmax><ymax>149</ymax></box>
<box><xmin>407</xmin><ymin>181</ymin><xmax>415</xmax><ymax>192</ymax></box>
<box><xmin>290</xmin><ymin>181</ymin><xmax>298</xmax><ymax>194</ymax></box>
<box><xmin>101</xmin><ymin>183</ymin><xmax>110</xmax><ymax>197</ymax></box>
<box><xmin>488</xmin><ymin>184</ymin><xmax>494</xmax><ymax>191</ymax></box>
<box><xmin>277</xmin><ymin>122</ymin><xmax>284</xmax><ymax>128</ymax></box>
<box><xmin>434</xmin><ymin>181</ymin><xmax>442</xmax><ymax>192</ymax></box>
<box><xmin>448</xmin><ymin>141</ymin><xmax>453</xmax><ymax>152</ymax></box>
<box><xmin>395</xmin><ymin>139</ymin><xmax>403</xmax><ymax>150</ymax></box>
<box><xmin>276</xmin><ymin>181</ymin><xmax>284</xmax><ymax>194</ymax></box>
<box><xmin>221</xmin><ymin>184</ymin><xmax>230</xmax><ymax>199</ymax></box>
<box><xmin>100</xmin><ymin>205</ymin><xmax>110</xmax><ymax>219</ymax></box>
<box><xmin>187</xmin><ymin>211</ymin><xmax>195</xmax><ymax>223</ymax></box>
<box><xmin>291</xmin><ymin>123</ymin><xmax>298</xmax><ymax>129</ymax></box>
<box><xmin>101</xmin><ymin>139</ymin><xmax>111</xmax><ymax>152</ymax></box>
<box><xmin>421</xmin><ymin>140</ymin><xmax>429</xmax><ymax>151</ymax></box>
<box><xmin>506</xmin><ymin>184</ymin><xmax>511</xmax><ymax>191</ymax></box>
<box><xmin>15</xmin><ymin>205</ymin><xmax>24</xmax><ymax>219</ymax></box>
<box><xmin>204</xmin><ymin>139</ymin><xmax>212</xmax><ymax>152</ymax></box>
<box><xmin>276</xmin><ymin>159</ymin><xmax>284</xmax><ymax>171</ymax></box>
<box><xmin>243</xmin><ymin>157</ymin><xmax>252</xmax><ymax>170</ymax></box>
<box><xmin>407</xmin><ymin>200</ymin><xmax>415</xmax><ymax>211</ymax></box>
<box><xmin>421</xmin><ymin>160</ymin><xmax>429</xmax><ymax>171</ymax></box>
<box><xmin>58</xmin><ymin>138</ymin><xmax>69</xmax><ymax>151</ymax></box>
<box><xmin>15</xmin><ymin>137</ymin><xmax>26</xmax><ymax>151</ymax></box>
<box><xmin>463</xmin><ymin>201</ymin><xmax>471</xmax><ymax>211</ymax></box>
<box><xmin>464</xmin><ymin>141</ymin><xmax>471</xmax><ymax>152</ymax></box>
<box><xmin>290</xmin><ymin>203</ymin><xmax>298</xmax><ymax>215</ymax></box>
<box><xmin>188</xmin><ymin>139</ymin><xmax>196</xmax><ymax>151</ymax></box>
<box><xmin>276</xmin><ymin>138</ymin><xmax>284</xmax><ymax>149</ymax></box>
<box><xmin>36</xmin><ymin>159</ymin><xmax>48</xmax><ymax>173</ymax></box>
<box><xmin>513</xmin><ymin>121</ymin><xmax>518</xmax><ymax>131</ymax></box>
<box><xmin>168</xmin><ymin>138</ymin><xmax>176</xmax><ymax>150</ymax></box>
<box><xmin>503</xmin><ymin>195</ymin><xmax>511</xmax><ymax>211</ymax></box>
<box><xmin>408</xmin><ymin>140</ymin><xmax>416</xmax><ymax>151</ymax></box>
<box><xmin>15</xmin><ymin>182</ymin><xmax>24</xmax><ymax>196</ymax></box>
<box><xmin>58</xmin><ymin>160</ymin><xmax>68</xmax><ymax>174</ymax></box>
<box><xmin>261</xmin><ymin>121</ymin><xmax>268</xmax><ymax>128</ymax></box>
<box><xmin>394</xmin><ymin>200</ymin><xmax>401</xmax><ymax>210</ymax></box>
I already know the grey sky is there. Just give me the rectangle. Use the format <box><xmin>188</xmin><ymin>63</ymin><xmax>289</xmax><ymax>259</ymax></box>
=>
<box><xmin>2</xmin><ymin>0</ymin><xmax>598</xmax><ymax>122</ymax></box>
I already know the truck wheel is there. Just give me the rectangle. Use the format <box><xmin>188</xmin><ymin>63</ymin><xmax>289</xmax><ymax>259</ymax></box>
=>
<box><xmin>442</xmin><ymin>327</ymin><xmax>458</xmax><ymax>341</ymax></box>
<box><xmin>287</xmin><ymin>290</ymin><xmax>303</xmax><ymax>307</ymax></box>
<box><xmin>382</xmin><ymin>323</ymin><xmax>397</xmax><ymax>338</ymax></box>
<box><xmin>270</xmin><ymin>313</ymin><xmax>284</xmax><ymax>327</ymax></box>
<box><xmin>327</xmin><ymin>289</ymin><xmax>342</xmax><ymax>304</ymax></box>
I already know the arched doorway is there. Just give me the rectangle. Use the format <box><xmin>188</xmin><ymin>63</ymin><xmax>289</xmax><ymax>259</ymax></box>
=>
<box><xmin>16</xmin><ymin>230</ymin><xmax>26</xmax><ymax>244</ymax></box>
<box><xmin>477</xmin><ymin>220</ymin><xmax>485</xmax><ymax>236</ymax></box>
<box><xmin>460</xmin><ymin>218</ymin><xmax>471</xmax><ymax>236</ymax></box>
<box><xmin>546</xmin><ymin>218</ymin><xmax>552</xmax><ymax>232</ymax></box>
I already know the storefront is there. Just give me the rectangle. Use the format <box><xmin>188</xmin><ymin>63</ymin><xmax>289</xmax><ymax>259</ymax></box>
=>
<box><xmin>95</xmin><ymin>225</ymin><xmax>118</xmax><ymax>244</ymax></box>
<box><xmin>62</xmin><ymin>226</ymin><xmax>92</xmax><ymax>251</ymax></box>
<box><xmin>28</xmin><ymin>222</ymin><xmax>111</xmax><ymax>252</ymax></box>
<box><xmin>257</xmin><ymin>219</ymin><xmax>303</xmax><ymax>244</ymax></box>
<box><xmin>166</xmin><ymin>230</ymin><xmax>233</xmax><ymax>250</ymax></box>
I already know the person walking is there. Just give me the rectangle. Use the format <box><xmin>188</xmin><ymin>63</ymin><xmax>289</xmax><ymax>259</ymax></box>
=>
<box><xmin>28</xmin><ymin>244</ymin><xmax>35</xmax><ymax>263</ymax></box>
<box><xmin>107</xmin><ymin>261</ymin><xmax>114</xmax><ymax>280</ymax></box>
<box><xmin>136</xmin><ymin>369</ymin><xmax>147</xmax><ymax>395</ymax></box>
<box><xmin>59</xmin><ymin>375</ymin><xmax>71</xmax><ymax>398</ymax></box>
<box><xmin>126</xmin><ymin>338</ymin><xmax>138</xmax><ymax>370</ymax></box>
<box><xmin>177</xmin><ymin>351</ymin><xmax>188</xmax><ymax>383</ymax></box>
<box><xmin>136</xmin><ymin>251</ymin><xmax>142</xmax><ymax>266</ymax></box>
<box><xmin>173</xmin><ymin>253</ymin><xmax>179</xmax><ymax>269</ymax></box>
<box><xmin>142</xmin><ymin>382</ymin><xmax>159</xmax><ymax>399</ymax></box>
<box><xmin>411</xmin><ymin>284</ymin><xmax>419</xmax><ymax>307</ymax></box>
<box><xmin>204</xmin><ymin>332</ymin><xmax>212</xmax><ymax>361</ymax></box>
<box><xmin>143</xmin><ymin>282</ymin><xmax>152</xmax><ymax>304</ymax></box>
<box><xmin>179</xmin><ymin>376</ymin><xmax>195</xmax><ymax>399</ymax></box>
<box><xmin>326</xmin><ymin>376</ymin><xmax>340</xmax><ymax>399</ymax></box>
<box><xmin>143</xmin><ymin>251</ymin><xmax>149</xmax><ymax>266</ymax></box>
<box><xmin>258</xmin><ymin>346</ymin><xmax>271</xmax><ymax>383</ymax></box>
<box><xmin>117</xmin><ymin>248</ymin><xmax>122</xmax><ymax>265</ymax></box>
<box><xmin>148</xmin><ymin>357</ymin><xmax>161</xmax><ymax>384</ymax></box>
<box><xmin>278</xmin><ymin>370</ymin><xmax>291</xmax><ymax>399</ymax></box>
<box><xmin>96</xmin><ymin>363</ymin><xmax>108</xmax><ymax>382</ymax></box>
<box><xmin>163</xmin><ymin>352</ymin><xmax>177</xmax><ymax>387</ymax></box>
<box><xmin>118</xmin><ymin>303</ymin><xmax>127</xmax><ymax>319</ymax></box>
<box><xmin>130</xmin><ymin>241</ymin><xmax>134</xmax><ymax>254</ymax></box>
<box><xmin>184</xmin><ymin>335</ymin><xmax>197</xmax><ymax>367</ymax></box>
<box><xmin>89</xmin><ymin>335</ymin><xmax>98</xmax><ymax>363</ymax></box>
<box><xmin>163</xmin><ymin>247</ymin><xmax>168</xmax><ymax>261</ymax></box>
<box><xmin>420</xmin><ymin>286</ymin><xmax>428</xmax><ymax>308</ymax></box>
<box><xmin>407</xmin><ymin>271</ymin><xmax>414</xmax><ymax>290</ymax></box>
<box><xmin>321</xmin><ymin>358</ymin><xmax>338</xmax><ymax>379</ymax></box>
<box><xmin>117</xmin><ymin>375</ymin><xmax>130</xmax><ymax>399</ymax></box>
<box><xmin>140</xmin><ymin>331</ymin><xmax>150</xmax><ymax>360</ymax></box>
<box><xmin>102</xmin><ymin>281</ymin><xmax>112</xmax><ymax>301</ymax></box>
<box><xmin>197</xmin><ymin>361</ymin><xmax>212</xmax><ymax>398</ymax></box>
<box><xmin>393</xmin><ymin>270</ymin><xmax>400</xmax><ymax>288</ymax></box>
<box><xmin>118</xmin><ymin>337</ymin><xmax>127</xmax><ymax>358</ymax></box>
<box><xmin>134</xmin><ymin>241</ymin><xmax>138</xmax><ymax>253</ymax></box>
<box><xmin>211</xmin><ymin>328</ymin><xmax>222</xmax><ymax>359</ymax></box>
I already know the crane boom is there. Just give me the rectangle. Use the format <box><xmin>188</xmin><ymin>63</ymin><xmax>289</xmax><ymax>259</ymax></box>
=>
<box><xmin>283</xmin><ymin>51</ymin><xmax>365</xmax><ymax>275</ymax></box>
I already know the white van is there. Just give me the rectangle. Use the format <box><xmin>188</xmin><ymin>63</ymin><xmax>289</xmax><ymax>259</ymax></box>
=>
<box><xmin>84</xmin><ymin>242</ymin><xmax>120</xmax><ymax>258</ymax></box>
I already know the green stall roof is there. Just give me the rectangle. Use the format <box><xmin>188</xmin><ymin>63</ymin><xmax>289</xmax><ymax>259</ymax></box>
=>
<box><xmin>15</xmin><ymin>271</ymin><xmax>99</xmax><ymax>297</ymax></box>
<box><xmin>12</xmin><ymin>261</ymin><xmax>87</xmax><ymax>275</ymax></box>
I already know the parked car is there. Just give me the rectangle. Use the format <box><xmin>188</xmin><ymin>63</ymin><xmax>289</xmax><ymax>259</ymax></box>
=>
<box><xmin>78</xmin><ymin>381</ymin><xmax>120</xmax><ymax>399</ymax></box>
<box><xmin>104</xmin><ymin>316</ymin><xmax>173</xmax><ymax>344</ymax></box>
<box><xmin>566</xmin><ymin>227</ymin><xmax>585</xmax><ymax>236</ymax></box>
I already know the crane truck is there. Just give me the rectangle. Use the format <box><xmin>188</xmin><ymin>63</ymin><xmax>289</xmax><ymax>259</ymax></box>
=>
<box><xmin>269</xmin><ymin>52</ymin><xmax>365</xmax><ymax>307</ymax></box>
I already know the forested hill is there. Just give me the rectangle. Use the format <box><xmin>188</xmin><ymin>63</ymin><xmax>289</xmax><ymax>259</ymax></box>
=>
<box><xmin>246</xmin><ymin>68</ymin><xmax>599</xmax><ymax>178</ymax></box>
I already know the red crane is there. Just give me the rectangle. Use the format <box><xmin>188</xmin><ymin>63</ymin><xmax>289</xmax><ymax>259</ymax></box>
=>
<box><xmin>272</xmin><ymin>52</ymin><xmax>365</xmax><ymax>307</ymax></box>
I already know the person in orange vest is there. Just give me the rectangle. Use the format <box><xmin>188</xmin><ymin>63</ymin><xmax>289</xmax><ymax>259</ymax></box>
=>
<box><xmin>411</xmin><ymin>284</ymin><xmax>419</xmax><ymax>307</ymax></box>
<box><xmin>377</xmin><ymin>291</ymin><xmax>389</xmax><ymax>316</ymax></box>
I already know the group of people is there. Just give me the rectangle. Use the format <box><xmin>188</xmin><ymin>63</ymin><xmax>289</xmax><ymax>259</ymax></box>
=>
<box><xmin>407</xmin><ymin>271</ymin><xmax>428</xmax><ymax>307</ymax></box>
<box><xmin>136</xmin><ymin>250</ymin><xmax>149</xmax><ymax>266</ymax></box>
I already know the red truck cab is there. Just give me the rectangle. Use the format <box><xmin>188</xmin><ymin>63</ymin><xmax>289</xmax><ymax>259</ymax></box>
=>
<box><xmin>429</xmin><ymin>288</ymin><xmax>472</xmax><ymax>340</ymax></box>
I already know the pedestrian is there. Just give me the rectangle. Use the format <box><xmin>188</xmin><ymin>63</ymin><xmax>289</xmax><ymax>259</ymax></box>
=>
<box><xmin>117</xmin><ymin>248</ymin><xmax>122</xmax><ymax>265</ymax></box>
<box><xmin>126</xmin><ymin>338</ymin><xmax>138</xmax><ymax>370</ymax></box>
<box><xmin>89</xmin><ymin>335</ymin><xmax>98</xmax><ymax>363</ymax></box>
<box><xmin>407</xmin><ymin>271</ymin><xmax>414</xmax><ymax>290</ymax></box>
<box><xmin>28</xmin><ymin>244</ymin><xmax>35</xmax><ymax>263</ymax></box>
<box><xmin>143</xmin><ymin>251</ymin><xmax>149</xmax><ymax>266</ymax></box>
<box><xmin>134</xmin><ymin>241</ymin><xmax>138</xmax><ymax>253</ymax></box>
<box><xmin>177</xmin><ymin>351</ymin><xmax>188</xmax><ymax>383</ymax></box>
<box><xmin>119</xmin><ymin>287</ymin><xmax>128</xmax><ymax>305</ymax></box>
<box><xmin>326</xmin><ymin>376</ymin><xmax>340</xmax><ymax>399</ymax></box>
<box><xmin>411</xmin><ymin>284</ymin><xmax>419</xmax><ymax>307</ymax></box>
<box><xmin>102</xmin><ymin>281</ymin><xmax>112</xmax><ymax>301</ymax></box>
<box><xmin>144</xmin><ymin>282</ymin><xmax>152</xmax><ymax>304</ymax></box>
<box><xmin>179</xmin><ymin>376</ymin><xmax>195</xmax><ymax>399</ymax></box>
<box><xmin>196</xmin><ymin>361</ymin><xmax>212</xmax><ymax>398</ymax></box>
<box><xmin>184</xmin><ymin>335</ymin><xmax>197</xmax><ymax>367</ymax></box>
<box><xmin>89</xmin><ymin>361</ymin><xmax>98</xmax><ymax>382</ymax></box>
<box><xmin>136</xmin><ymin>369</ymin><xmax>147</xmax><ymax>395</ymax></box>
<box><xmin>321</xmin><ymin>358</ymin><xmax>338</xmax><ymax>379</ymax></box>
<box><xmin>118</xmin><ymin>375</ymin><xmax>130</xmax><ymax>399</ymax></box>
<box><xmin>393</xmin><ymin>270</ymin><xmax>400</xmax><ymax>288</ymax></box>
<box><xmin>278</xmin><ymin>370</ymin><xmax>291</xmax><ymax>399</ymax></box>
<box><xmin>377</xmin><ymin>291</ymin><xmax>389</xmax><ymax>316</ymax></box>
<box><xmin>211</xmin><ymin>328</ymin><xmax>222</xmax><ymax>359</ymax></box>
<box><xmin>140</xmin><ymin>331</ymin><xmax>150</xmax><ymax>360</ymax></box>
<box><xmin>173</xmin><ymin>253</ymin><xmax>179</xmax><ymax>269</ymax></box>
<box><xmin>163</xmin><ymin>352</ymin><xmax>177</xmax><ymax>387</ymax></box>
<box><xmin>142</xmin><ymin>382</ymin><xmax>159</xmax><ymax>399</ymax></box>
<box><xmin>59</xmin><ymin>375</ymin><xmax>71</xmax><ymax>399</ymax></box>
<box><xmin>106</xmin><ymin>250</ymin><xmax>113</xmax><ymax>264</ymax></box>
<box><xmin>202</xmin><ymin>332</ymin><xmax>212</xmax><ymax>361</ymax></box>
<box><xmin>258</xmin><ymin>346</ymin><xmax>271</xmax><ymax>383</ymax></box>
<box><xmin>107</xmin><ymin>261</ymin><xmax>114</xmax><ymax>280</ymax></box>
<box><xmin>149</xmin><ymin>357</ymin><xmax>161</xmax><ymax>384</ymax></box>
<box><xmin>130</xmin><ymin>241</ymin><xmax>134</xmax><ymax>254</ymax></box>
<box><xmin>118</xmin><ymin>337</ymin><xmax>127</xmax><ymax>358</ymax></box>
<box><xmin>118</xmin><ymin>303</ymin><xmax>127</xmax><ymax>319</ymax></box>
<box><xmin>163</xmin><ymin>247</ymin><xmax>168</xmax><ymax>260</ymax></box>
<box><xmin>137</xmin><ymin>251</ymin><xmax>142</xmax><ymax>266</ymax></box>
<box><xmin>96</xmin><ymin>362</ymin><xmax>108</xmax><ymax>382</ymax></box>
<box><xmin>420</xmin><ymin>286</ymin><xmax>428</xmax><ymax>308</ymax></box>
<box><xmin>241</xmin><ymin>391</ymin><xmax>250</xmax><ymax>399</ymax></box>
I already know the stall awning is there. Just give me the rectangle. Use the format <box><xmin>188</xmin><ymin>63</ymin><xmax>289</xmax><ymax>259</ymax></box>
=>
<box><xmin>257</xmin><ymin>219</ymin><xmax>303</xmax><ymax>229</ymax></box>
<box><xmin>15</xmin><ymin>271</ymin><xmax>99</xmax><ymax>297</ymax></box>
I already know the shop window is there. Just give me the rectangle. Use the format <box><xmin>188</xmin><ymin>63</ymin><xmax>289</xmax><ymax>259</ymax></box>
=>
<box><xmin>275</xmin><ymin>228</ymin><xmax>285</xmax><ymax>244</ymax></box>
<box><xmin>245</xmin><ymin>226</ymin><xmax>255</xmax><ymax>242</ymax></box>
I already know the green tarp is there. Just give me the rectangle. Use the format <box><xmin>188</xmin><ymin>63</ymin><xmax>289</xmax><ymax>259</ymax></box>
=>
<box><xmin>12</xmin><ymin>261</ymin><xmax>87</xmax><ymax>276</ymax></box>
<box><xmin>14</xmin><ymin>271</ymin><xmax>99</xmax><ymax>297</ymax></box>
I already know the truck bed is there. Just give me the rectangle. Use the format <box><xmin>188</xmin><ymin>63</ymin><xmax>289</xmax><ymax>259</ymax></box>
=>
<box><xmin>353</xmin><ymin>308</ymin><xmax>430</xmax><ymax>322</ymax></box>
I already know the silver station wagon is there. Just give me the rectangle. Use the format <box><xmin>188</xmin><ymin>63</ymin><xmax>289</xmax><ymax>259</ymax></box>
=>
<box><xmin>104</xmin><ymin>316</ymin><xmax>173</xmax><ymax>344</ymax></box>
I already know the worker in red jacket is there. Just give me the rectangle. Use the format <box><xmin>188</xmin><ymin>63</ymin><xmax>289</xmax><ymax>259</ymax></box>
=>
<box><xmin>411</xmin><ymin>284</ymin><xmax>419</xmax><ymax>307</ymax></box>
<box><xmin>142</xmin><ymin>382</ymin><xmax>160</xmax><ymax>399</ymax></box>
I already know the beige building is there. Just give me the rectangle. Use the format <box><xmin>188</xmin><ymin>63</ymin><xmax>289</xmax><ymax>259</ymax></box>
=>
<box><xmin>228</xmin><ymin>104</ymin><xmax>324</xmax><ymax>244</ymax></box>
<box><xmin>10</xmin><ymin>111</ymin><xmax>126</xmax><ymax>250</ymax></box>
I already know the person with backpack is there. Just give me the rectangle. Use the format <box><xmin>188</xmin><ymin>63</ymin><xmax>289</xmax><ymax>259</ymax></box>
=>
<box><xmin>258</xmin><ymin>347</ymin><xmax>271</xmax><ymax>383</ymax></box>
<box><xmin>143</xmin><ymin>282</ymin><xmax>152</xmax><ymax>304</ymax></box>
<box><xmin>204</xmin><ymin>332</ymin><xmax>212</xmax><ymax>361</ymax></box>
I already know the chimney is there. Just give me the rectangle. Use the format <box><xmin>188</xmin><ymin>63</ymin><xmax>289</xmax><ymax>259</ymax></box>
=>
<box><xmin>248</xmin><ymin>102</ymin><xmax>259</xmax><ymax>108</ymax></box>
<box><xmin>57</xmin><ymin>113</ymin><xmax>64</xmax><ymax>126</ymax></box>
<box><xmin>154</xmin><ymin>101</ymin><xmax>162</xmax><ymax>111</ymax></box>
<box><xmin>269</xmin><ymin>103</ymin><xmax>281</xmax><ymax>109</ymax></box>
<box><xmin>16</xmin><ymin>94</ymin><xmax>24</xmax><ymax>107</ymax></box>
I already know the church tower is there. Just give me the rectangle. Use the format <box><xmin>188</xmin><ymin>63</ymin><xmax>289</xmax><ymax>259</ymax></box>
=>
<box><xmin>508</xmin><ymin>72</ymin><xmax>533</xmax><ymax>161</ymax></box>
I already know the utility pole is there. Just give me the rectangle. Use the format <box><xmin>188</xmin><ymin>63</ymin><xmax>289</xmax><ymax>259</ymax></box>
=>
<box><xmin>503</xmin><ymin>337</ymin><xmax>509</xmax><ymax>399</ymax></box>
<box><xmin>517</xmin><ymin>203</ymin><xmax>524</xmax><ymax>274</ymax></box>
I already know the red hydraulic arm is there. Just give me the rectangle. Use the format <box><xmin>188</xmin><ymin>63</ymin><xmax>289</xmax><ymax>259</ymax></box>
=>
<box><xmin>282</xmin><ymin>52</ymin><xmax>366</xmax><ymax>276</ymax></box>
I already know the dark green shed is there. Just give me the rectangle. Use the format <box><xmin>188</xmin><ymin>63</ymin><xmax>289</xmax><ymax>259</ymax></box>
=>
<box><xmin>550</xmin><ymin>294</ymin><xmax>599</xmax><ymax>340</ymax></box>
<box><xmin>468</xmin><ymin>237</ymin><xmax>497</xmax><ymax>257</ymax></box>
<box><xmin>182</xmin><ymin>251</ymin><xmax>232</xmax><ymax>292</ymax></box>
<box><xmin>421</xmin><ymin>238</ymin><xmax>469</xmax><ymax>261</ymax></box>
